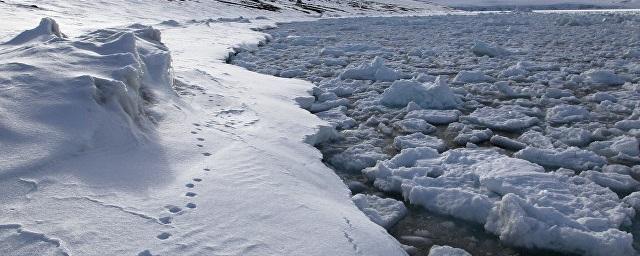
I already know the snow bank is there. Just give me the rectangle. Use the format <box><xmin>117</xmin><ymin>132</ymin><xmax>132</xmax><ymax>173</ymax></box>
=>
<box><xmin>1</xmin><ymin>19</ymin><xmax>173</xmax><ymax>176</ymax></box>
<box><xmin>5</xmin><ymin>17</ymin><xmax>66</xmax><ymax>45</ymax></box>
<box><xmin>380</xmin><ymin>76</ymin><xmax>462</xmax><ymax>109</ymax></box>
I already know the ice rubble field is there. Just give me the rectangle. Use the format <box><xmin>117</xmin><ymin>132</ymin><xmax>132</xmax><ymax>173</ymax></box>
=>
<box><xmin>0</xmin><ymin>1</ymin><xmax>459</xmax><ymax>255</ymax></box>
<box><xmin>231</xmin><ymin>12</ymin><xmax>640</xmax><ymax>255</ymax></box>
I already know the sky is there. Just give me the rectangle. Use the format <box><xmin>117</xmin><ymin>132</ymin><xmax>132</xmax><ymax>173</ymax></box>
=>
<box><xmin>423</xmin><ymin>0</ymin><xmax>638</xmax><ymax>7</ymax></box>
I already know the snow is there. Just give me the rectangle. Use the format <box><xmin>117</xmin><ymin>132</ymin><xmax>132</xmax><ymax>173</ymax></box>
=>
<box><xmin>0</xmin><ymin>0</ymin><xmax>455</xmax><ymax>255</ymax></box>
<box><xmin>470</xmin><ymin>42</ymin><xmax>508</xmax><ymax>57</ymax></box>
<box><xmin>580</xmin><ymin>171</ymin><xmax>640</xmax><ymax>194</ymax></box>
<box><xmin>463</xmin><ymin>106</ymin><xmax>539</xmax><ymax>132</ymax></box>
<box><xmin>394</xmin><ymin>118</ymin><xmax>437</xmax><ymax>134</ymax></box>
<box><xmin>583</xmin><ymin>69</ymin><xmax>626</xmax><ymax>86</ymax></box>
<box><xmin>352</xmin><ymin>194</ymin><xmax>408</xmax><ymax>229</ymax></box>
<box><xmin>364</xmin><ymin>147</ymin><xmax>636</xmax><ymax>255</ymax></box>
<box><xmin>5</xmin><ymin>17</ymin><xmax>65</xmax><ymax>45</ymax></box>
<box><xmin>589</xmin><ymin>136</ymin><xmax>640</xmax><ymax>162</ymax></box>
<box><xmin>427</xmin><ymin>245</ymin><xmax>471</xmax><ymax>256</ymax></box>
<box><xmin>380</xmin><ymin>76</ymin><xmax>462</xmax><ymax>109</ymax></box>
<box><xmin>227</xmin><ymin>11</ymin><xmax>640</xmax><ymax>255</ymax></box>
<box><xmin>514</xmin><ymin>146</ymin><xmax>607</xmax><ymax>171</ymax></box>
<box><xmin>394</xmin><ymin>133</ymin><xmax>447</xmax><ymax>152</ymax></box>
<box><xmin>452</xmin><ymin>71</ymin><xmax>495</xmax><ymax>84</ymax></box>
<box><xmin>546</xmin><ymin>104</ymin><xmax>590</xmax><ymax>124</ymax></box>
<box><xmin>489</xmin><ymin>135</ymin><xmax>527</xmax><ymax>151</ymax></box>
<box><xmin>329</xmin><ymin>143</ymin><xmax>389</xmax><ymax>172</ymax></box>
<box><xmin>9</xmin><ymin>2</ymin><xmax>640</xmax><ymax>255</ymax></box>
<box><xmin>315</xmin><ymin>106</ymin><xmax>357</xmax><ymax>129</ymax></box>
<box><xmin>339</xmin><ymin>56</ymin><xmax>401</xmax><ymax>82</ymax></box>
<box><xmin>405</xmin><ymin>109</ymin><xmax>460</xmax><ymax>125</ymax></box>
<box><xmin>485</xmin><ymin>193</ymin><xmax>635</xmax><ymax>256</ymax></box>
<box><xmin>0</xmin><ymin>19</ymin><xmax>173</xmax><ymax>177</ymax></box>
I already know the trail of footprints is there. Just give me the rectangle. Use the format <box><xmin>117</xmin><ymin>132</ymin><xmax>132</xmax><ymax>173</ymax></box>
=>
<box><xmin>141</xmin><ymin>121</ymin><xmax>215</xmax><ymax>255</ymax></box>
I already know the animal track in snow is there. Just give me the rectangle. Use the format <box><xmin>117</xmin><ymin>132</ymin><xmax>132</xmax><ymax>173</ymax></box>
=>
<box><xmin>202</xmin><ymin>152</ymin><xmax>211</xmax><ymax>156</ymax></box>
<box><xmin>156</xmin><ymin>232</ymin><xmax>171</xmax><ymax>240</ymax></box>
<box><xmin>185</xmin><ymin>183</ymin><xmax>195</xmax><ymax>188</ymax></box>
<box><xmin>168</xmin><ymin>206</ymin><xmax>182</xmax><ymax>213</ymax></box>
<box><xmin>186</xmin><ymin>203</ymin><xmax>197</xmax><ymax>209</ymax></box>
<box><xmin>159</xmin><ymin>216</ymin><xmax>172</xmax><ymax>224</ymax></box>
<box><xmin>185</xmin><ymin>192</ymin><xmax>197</xmax><ymax>197</ymax></box>
<box><xmin>137</xmin><ymin>250</ymin><xmax>153</xmax><ymax>256</ymax></box>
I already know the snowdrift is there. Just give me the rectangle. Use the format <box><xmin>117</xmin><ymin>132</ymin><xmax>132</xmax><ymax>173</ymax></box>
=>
<box><xmin>0</xmin><ymin>18</ymin><xmax>174</xmax><ymax>176</ymax></box>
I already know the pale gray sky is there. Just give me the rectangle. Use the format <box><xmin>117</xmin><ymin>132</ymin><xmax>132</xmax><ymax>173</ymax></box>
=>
<box><xmin>423</xmin><ymin>0</ymin><xmax>637</xmax><ymax>7</ymax></box>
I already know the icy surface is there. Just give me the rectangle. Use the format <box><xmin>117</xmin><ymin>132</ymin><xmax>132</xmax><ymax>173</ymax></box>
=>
<box><xmin>380</xmin><ymin>77</ymin><xmax>462</xmax><ymax>109</ymax></box>
<box><xmin>428</xmin><ymin>245</ymin><xmax>471</xmax><ymax>256</ymax></box>
<box><xmin>352</xmin><ymin>194</ymin><xmax>408</xmax><ymax>229</ymax></box>
<box><xmin>233</xmin><ymin>12</ymin><xmax>640</xmax><ymax>255</ymax></box>
<box><xmin>0</xmin><ymin>1</ymin><xmax>454</xmax><ymax>255</ymax></box>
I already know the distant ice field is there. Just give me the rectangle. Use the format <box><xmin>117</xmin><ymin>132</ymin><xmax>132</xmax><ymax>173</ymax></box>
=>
<box><xmin>231</xmin><ymin>12</ymin><xmax>640</xmax><ymax>256</ymax></box>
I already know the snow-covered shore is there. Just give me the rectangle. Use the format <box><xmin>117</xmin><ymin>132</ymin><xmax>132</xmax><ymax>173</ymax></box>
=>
<box><xmin>0</xmin><ymin>1</ymin><xmax>448</xmax><ymax>255</ymax></box>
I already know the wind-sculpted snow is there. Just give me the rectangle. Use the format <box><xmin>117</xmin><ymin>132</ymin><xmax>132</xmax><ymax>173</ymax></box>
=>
<box><xmin>0</xmin><ymin>18</ymin><xmax>174</xmax><ymax>176</ymax></box>
<box><xmin>232</xmin><ymin>12</ymin><xmax>640</xmax><ymax>255</ymax></box>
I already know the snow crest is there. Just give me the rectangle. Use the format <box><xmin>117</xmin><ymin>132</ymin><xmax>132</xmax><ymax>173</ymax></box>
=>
<box><xmin>0</xmin><ymin>19</ymin><xmax>174</xmax><ymax>175</ymax></box>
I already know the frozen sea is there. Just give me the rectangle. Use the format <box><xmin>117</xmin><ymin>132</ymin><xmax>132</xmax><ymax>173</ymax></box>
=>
<box><xmin>231</xmin><ymin>12</ymin><xmax>640</xmax><ymax>256</ymax></box>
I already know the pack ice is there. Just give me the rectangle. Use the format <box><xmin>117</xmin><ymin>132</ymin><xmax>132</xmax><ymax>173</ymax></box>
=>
<box><xmin>232</xmin><ymin>12</ymin><xmax>640</xmax><ymax>256</ymax></box>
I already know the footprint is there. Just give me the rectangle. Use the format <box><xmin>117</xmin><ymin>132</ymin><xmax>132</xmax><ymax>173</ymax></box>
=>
<box><xmin>193</xmin><ymin>178</ymin><xmax>202</xmax><ymax>182</ymax></box>
<box><xmin>159</xmin><ymin>216</ymin><xmax>172</xmax><ymax>224</ymax></box>
<box><xmin>196</xmin><ymin>138</ymin><xmax>205</xmax><ymax>141</ymax></box>
<box><xmin>186</xmin><ymin>183</ymin><xmax>195</xmax><ymax>188</ymax></box>
<box><xmin>157</xmin><ymin>232</ymin><xmax>172</xmax><ymax>240</ymax></box>
<box><xmin>196</xmin><ymin>144</ymin><xmax>204</xmax><ymax>147</ymax></box>
<box><xmin>138</xmin><ymin>250</ymin><xmax>153</xmax><ymax>256</ymax></box>
<box><xmin>168</xmin><ymin>206</ymin><xmax>182</xmax><ymax>213</ymax></box>
<box><xmin>186</xmin><ymin>203</ymin><xmax>197</xmax><ymax>209</ymax></box>
<box><xmin>193</xmin><ymin>123</ymin><xmax>201</xmax><ymax>127</ymax></box>
<box><xmin>202</xmin><ymin>152</ymin><xmax>211</xmax><ymax>156</ymax></box>
<box><xmin>191</xmin><ymin>131</ymin><xmax>198</xmax><ymax>134</ymax></box>
<box><xmin>203</xmin><ymin>168</ymin><xmax>211</xmax><ymax>172</ymax></box>
<box><xmin>185</xmin><ymin>192</ymin><xmax>197</xmax><ymax>197</ymax></box>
